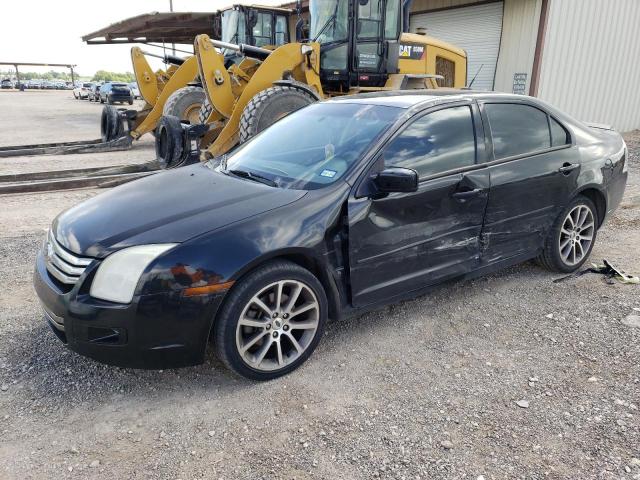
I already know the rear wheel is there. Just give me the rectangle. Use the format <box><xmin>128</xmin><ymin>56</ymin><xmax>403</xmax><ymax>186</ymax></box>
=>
<box><xmin>162</xmin><ymin>86</ymin><xmax>206</xmax><ymax>124</ymax></box>
<box><xmin>239</xmin><ymin>86</ymin><xmax>316</xmax><ymax>143</ymax></box>
<box><xmin>537</xmin><ymin>195</ymin><xmax>598</xmax><ymax>273</ymax></box>
<box><xmin>212</xmin><ymin>260</ymin><xmax>327</xmax><ymax>380</ymax></box>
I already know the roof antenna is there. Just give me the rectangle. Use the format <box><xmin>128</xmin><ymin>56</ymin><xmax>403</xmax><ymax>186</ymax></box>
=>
<box><xmin>468</xmin><ymin>64</ymin><xmax>483</xmax><ymax>88</ymax></box>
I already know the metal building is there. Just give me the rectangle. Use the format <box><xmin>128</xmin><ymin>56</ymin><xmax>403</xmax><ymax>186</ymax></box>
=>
<box><xmin>408</xmin><ymin>0</ymin><xmax>640</xmax><ymax>131</ymax></box>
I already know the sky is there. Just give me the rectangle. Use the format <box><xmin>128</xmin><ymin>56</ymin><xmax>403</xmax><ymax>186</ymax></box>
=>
<box><xmin>0</xmin><ymin>0</ymin><xmax>284</xmax><ymax>77</ymax></box>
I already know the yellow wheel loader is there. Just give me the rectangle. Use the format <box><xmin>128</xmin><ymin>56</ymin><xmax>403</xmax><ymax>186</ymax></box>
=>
<box><xmin>101</xmin><ymin>4</ymin><xmax>297</xmax><ymax>146</ymax></box>
<box><xmin>155</xmin><ymin>0</ymin><xmax>467</xmax><ymax>169</ymax></box>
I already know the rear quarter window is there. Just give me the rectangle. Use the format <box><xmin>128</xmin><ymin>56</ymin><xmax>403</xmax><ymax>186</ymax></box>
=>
<box><xmin>550</xmin><ymin>117</ymin><xmax>570</xmax><ymax>146</ymax></box>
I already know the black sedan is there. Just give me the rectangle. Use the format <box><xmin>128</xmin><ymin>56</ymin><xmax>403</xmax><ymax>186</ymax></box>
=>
<box><xmin>33</xmin><ymin>91</ymin><xmax>628</xmax><ymax>380</ymax></box>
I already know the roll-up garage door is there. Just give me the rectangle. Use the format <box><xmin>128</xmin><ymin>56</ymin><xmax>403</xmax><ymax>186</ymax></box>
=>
<box><xmin>410</xmin><ymin>1</ymin><xmax>504</xmax><ymax>91</ymax></box>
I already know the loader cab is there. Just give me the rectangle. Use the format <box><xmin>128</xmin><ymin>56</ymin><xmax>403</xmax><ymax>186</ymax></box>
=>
<box><xmin>217</xmin><ymin>5</ymin><xmax>292</xmax><ymax>59</ymax></box>
<box><xmin>310</xmin><ymin>0</ymin><xmax>403</xmax><ymax>91</ymax></box>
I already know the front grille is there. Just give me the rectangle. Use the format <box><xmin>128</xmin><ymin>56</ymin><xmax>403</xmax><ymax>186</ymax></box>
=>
<box><xmin>44</xmin><ymin>231</ymin><xmax>93</xmax><ymax>286</ymax></box>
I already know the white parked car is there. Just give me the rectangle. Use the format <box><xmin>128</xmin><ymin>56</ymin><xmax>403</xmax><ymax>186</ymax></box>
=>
<box><xmin>73</xmin><ymin>82</ymin><xmax>94</xmax><ymax>100</ymax></box>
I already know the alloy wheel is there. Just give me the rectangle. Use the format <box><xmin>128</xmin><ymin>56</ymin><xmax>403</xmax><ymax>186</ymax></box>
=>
<box><xmin>235</xmin><ymin>280</ymin><xmax>320</xmax><ymax>371</ymax></box>
<box><xmin>558</xmin><ymin>204</ymin><xmax>595</xmax><ymax>266</ymax></box>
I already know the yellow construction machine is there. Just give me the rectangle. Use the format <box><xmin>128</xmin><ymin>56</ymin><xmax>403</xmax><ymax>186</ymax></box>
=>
<box><xmin>155</xmin><ymin>0</ymin><xmax>467</xmax><ymax>168</ymax></box>
<box><xmin>101</xmin><ymin>4</ymin><xmax>297</xmax><ymax>146</ymax></box>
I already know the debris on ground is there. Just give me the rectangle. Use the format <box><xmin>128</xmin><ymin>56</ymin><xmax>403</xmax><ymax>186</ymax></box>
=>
<box><xmin>554</xmin><ymin>259</ymin><xmax>640</xmax><ymax>284</ymax></box>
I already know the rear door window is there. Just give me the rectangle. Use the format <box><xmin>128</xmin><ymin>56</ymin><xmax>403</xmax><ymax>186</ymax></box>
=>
<box><xmin>383</xmin><ymin>105</ymin><xmax>476</xmax><ymax>178</ymax></box>
<box><xmin>485</xmin><ymin>103</ymin><xmax>551</xmax><ymax>159</ymax></box>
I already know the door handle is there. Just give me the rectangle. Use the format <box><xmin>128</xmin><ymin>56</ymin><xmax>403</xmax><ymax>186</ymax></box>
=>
<box><xmin>558</xmin><ymin>163</ymin><xmax>580</xmax><ymax>175</ymax></box>
<box><xmin>452</xmin><ymin>188</ymin><xmax>482</xmax><ymax>200</ymax></box>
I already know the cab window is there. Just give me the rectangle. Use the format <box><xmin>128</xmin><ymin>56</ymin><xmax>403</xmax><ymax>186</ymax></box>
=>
<box><xmin>383</xmin><ymin>106</ymin><xmax>476</xmax><ymax>178</ymax></box>
<box><xmin>275</xmin><ymin>15</ymin><xmax>289</xmax><ymax>44</ymax></box>
<box><xmin>358</xmin><ymin>0</ymin><xmax>382</xmax><ymax>38</ymax></box>
<box><xmin>384</xmin><ymin>0</ymin><xmax>400</xmax><ymax>39</ymax></box>
<box><xmin>252</xmin><ymin>12</ymin><xmax>273</xmax><ymax>46</ymax></box>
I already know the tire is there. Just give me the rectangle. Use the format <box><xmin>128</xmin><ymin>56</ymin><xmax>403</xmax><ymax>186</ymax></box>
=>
<box><xmin>239</xmin><ymin>86</ymin><xmax>316</xmax><ymax>143</ymax></box>
<box><xmin>155</xmin><ymin>115</ymin><xmax>185</xmax><ymax>169</ymax></box>
<box><xmin>100</xmin><ymin>105</ymin><xmax>123</xmax><ymax>142</ymax></box>
<box><xmin>537</xmin><ymin>195</ymin><xmax>599</xmax><ymax>273</ymax></box>
<box><xmin>213</xmin><ymin>260</ymin><xmax>327</xmax><ymax>380</ymax></box>
<box><xmin>128</xmin><ymin>98</ymin><xmax>134</xmax><ymax>105</ymax></box>
<box><xmin>107</xmin><ymin>97</ymin><xmax>112</xmax><ymax>105</ymax></box>
<box><xmin>100</xmin><ymin>96</ymin><xmax>105</xmax><ymax>104</ymax></box>
<box><xmin>198</xmin><ymin>98</ymin><xmax>213</xmax><ymax>124</ymax></box>
<box><xmin>162</xmin><ymin>86</ymin><xmax>206</xmax><ymax>124</ymax></box>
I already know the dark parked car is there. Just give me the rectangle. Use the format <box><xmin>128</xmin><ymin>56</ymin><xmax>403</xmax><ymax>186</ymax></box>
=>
<box><xmin>88</xmin><ymin>83</ymin><xmax>102</xmax><ymax>102</ymax></box>
<box><xmin>99</xmin><ymin>82</ymin><xmax>133</xmax><ymax>105</ymax></box>
<box><xmin>34</xmin><ymin>91</ymin><xmax>628</xmax><ymax>380</ymax></box>
<box><xmin>1</xmin><ymin>79</ymin><xmax>13</xmax><ymax>89</ymax></box>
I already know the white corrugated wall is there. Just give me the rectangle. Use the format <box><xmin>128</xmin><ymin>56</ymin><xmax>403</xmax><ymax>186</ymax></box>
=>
<box><xmin>410</xmin><ymin>2</ymin><xmax>505</xmax><ymax>90</ymax></box>
<box><xmin>493</xmin><ymin>0</ymin><xmax>541</xmax><ymax>94</ymax></box>
<box><xmin>538</xmin><ymin>0</ymin><xmax>640</xmax><ymax>132</ymax></box>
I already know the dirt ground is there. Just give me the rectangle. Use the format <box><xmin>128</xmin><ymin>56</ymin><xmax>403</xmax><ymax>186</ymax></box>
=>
<box><xmin>0</xmin><ymin>90</ymin><xmax>639</xmax><ymax>480</ymax></box>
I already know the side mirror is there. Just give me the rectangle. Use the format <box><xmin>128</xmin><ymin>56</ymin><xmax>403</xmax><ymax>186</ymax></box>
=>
<box><xmin>373</xmin><ymin>167</ymin><xmax>418</xmax><ymax>194</ymax></box>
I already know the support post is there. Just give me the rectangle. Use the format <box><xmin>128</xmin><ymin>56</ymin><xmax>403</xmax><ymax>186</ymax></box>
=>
<box><xmin>14</xmin><ymin>65</ymin><xmax>20</xmax><ymax>87</ymax></box>
<box><xmin>70</xmin><ymin>66</ymin><xmax>76</xmax><ymax>85</ymax></box>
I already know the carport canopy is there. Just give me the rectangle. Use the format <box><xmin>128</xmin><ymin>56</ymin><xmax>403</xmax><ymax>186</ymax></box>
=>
<box><xmin>82</xmin><ymin>12</ymin><xmax>217</xmax><ymax>45</ymax></box>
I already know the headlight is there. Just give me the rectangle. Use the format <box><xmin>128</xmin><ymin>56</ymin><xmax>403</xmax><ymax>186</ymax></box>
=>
<box><xmin>90</xmin><ymin>244</ymin><xmax>177</xmax><ymax>304</ymax></box>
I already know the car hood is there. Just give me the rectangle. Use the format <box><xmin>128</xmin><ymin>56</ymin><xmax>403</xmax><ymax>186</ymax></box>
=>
<box><xmin>53</xmin><ymin>163</ymin><xmax>306</xmax><ymax>258</ymax></box>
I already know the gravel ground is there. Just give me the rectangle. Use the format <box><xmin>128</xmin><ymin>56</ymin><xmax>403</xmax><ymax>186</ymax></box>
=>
<box><xmin>0</xmin><ymin>92</ymin><xmax>639</xmax><ymax>479</ymax></box>
<box><xmin>0</xmin><ymin>90</ymin><xmax>154</xmax><ymax>175</ymax></box>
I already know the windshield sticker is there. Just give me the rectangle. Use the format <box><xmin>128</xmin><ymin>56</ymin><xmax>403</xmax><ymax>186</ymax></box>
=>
<box><xmin>320</xmin><ymin>169</ymin><xmax>337</xmax><ymax>178</ymax></box>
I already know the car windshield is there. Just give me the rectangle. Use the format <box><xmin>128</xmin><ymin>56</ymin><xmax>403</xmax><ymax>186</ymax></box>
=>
<box><xmin>310</xmin><ymin>0</ymin><xmax>349</xmax><ymax>43</ymax></box>
<box><xmin>214</xmin><ymin>102</ymin><xmax>402</xmax><ymax>190</ymax></box>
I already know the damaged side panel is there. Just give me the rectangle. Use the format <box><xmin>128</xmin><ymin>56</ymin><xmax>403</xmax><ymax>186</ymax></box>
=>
<box><xmin>347</xmin><ymin>169</ymin><xmax>489</xmax><ymax>308</ymax></box>
<box><xmin>479</xmin><ymin>146</ymin><xmax>579</xmax><ymax>263</ymax></box>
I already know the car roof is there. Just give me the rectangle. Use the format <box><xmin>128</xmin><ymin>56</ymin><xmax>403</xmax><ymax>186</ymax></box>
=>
<box><xmin>327</xmin><ymin>90</ymin><xmax>531</xmax><ymax>109</ymax></box>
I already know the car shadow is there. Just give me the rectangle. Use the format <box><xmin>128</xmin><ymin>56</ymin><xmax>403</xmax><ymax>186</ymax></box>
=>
<box><xmin>2</xmin><ymin>261</ymin><xmax>542</xmax><ymax>408</ymax></box>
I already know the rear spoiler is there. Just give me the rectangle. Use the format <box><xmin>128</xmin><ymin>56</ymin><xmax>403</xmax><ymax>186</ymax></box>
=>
<box><xmin>584</xmin><ymin>121</ymin><xmax>614</xmax><ymax>131</ymax></box>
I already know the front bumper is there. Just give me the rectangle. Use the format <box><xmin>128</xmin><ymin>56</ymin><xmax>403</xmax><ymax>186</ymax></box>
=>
<box><xmin>33</xmin><ymin>251</ymin><xmax>225</xmax><ymax>369</ymax></box>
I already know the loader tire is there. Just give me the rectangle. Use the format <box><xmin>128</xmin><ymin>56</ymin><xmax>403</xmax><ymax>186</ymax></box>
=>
<box><xmin>198</xmin><ymin>98</ymin><xmax>213</xmax><ymax>125</ymax></box>
<box><xmin>101</xmin><ymin>105</ymin><xmax>123</xmax><ymax>142</ymax></box>
<box><xmin>162</xmin><ymin>86</ymin><xmax>206</xmax><ymax>124</ymax></box>
<box><xmin>155</xmin><ymin>115</ymin><xmax>185</xmax><ymax>170</ymax></box>
<box><xmin>239</xmin><ymin>86</ymin><xmax>316</xmax><ymax>143</ymax></box>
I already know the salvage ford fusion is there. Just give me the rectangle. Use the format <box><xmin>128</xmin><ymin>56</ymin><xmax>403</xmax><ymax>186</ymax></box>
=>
<box><xmin>34</xmin><ymin>91</ymin><xmax>628</xmax><ymax>380</ymax></box>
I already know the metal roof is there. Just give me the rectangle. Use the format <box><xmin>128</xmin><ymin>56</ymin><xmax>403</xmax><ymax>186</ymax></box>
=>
<box><xmin>82</xmin><ymin>5</ymin><xmax>295</xmax><ymax>45</ymax></box>
<box><xmin>82</xmin><ymin>12</ymin><xmax>217</xmax><ymax>45</ymax></box>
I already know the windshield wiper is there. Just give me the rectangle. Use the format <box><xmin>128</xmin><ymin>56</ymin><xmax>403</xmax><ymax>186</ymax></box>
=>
<box><xmin>227</xmin><ymin>169</ymin><xmax>277</xmax><ymax>187</ymax></box>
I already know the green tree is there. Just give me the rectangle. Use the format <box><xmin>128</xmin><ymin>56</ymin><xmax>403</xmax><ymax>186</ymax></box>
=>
<box><xmin>92</xmin><ymin>70</ymin><xmax>135</xmax><ymax>82</ymax></box>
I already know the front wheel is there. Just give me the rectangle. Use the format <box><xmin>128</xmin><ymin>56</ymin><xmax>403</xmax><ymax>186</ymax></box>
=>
<box><xmin>212</xmin><ymin>260</ymin><xmax>327</xmax><ymax>380</ymax></box>
<box><xmin>538</xmin><ymin>195</ymin><xmax>598</xmax><ymax>273</ymax></box>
